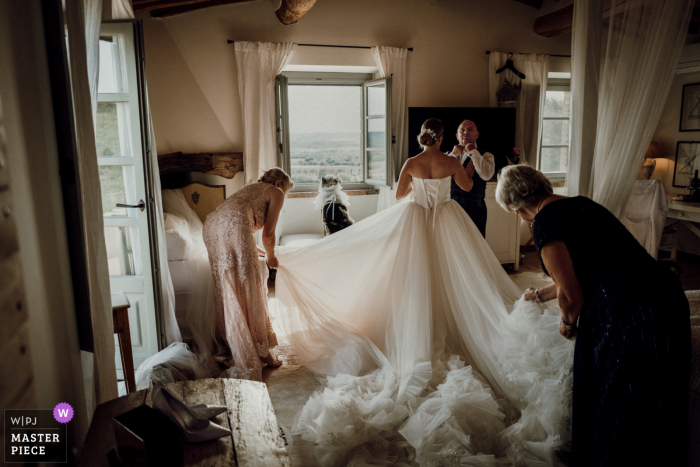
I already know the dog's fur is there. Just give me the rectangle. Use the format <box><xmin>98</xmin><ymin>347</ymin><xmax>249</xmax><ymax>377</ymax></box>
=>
<box><xmin>314</xmin><ymin>176</ymin><xmax>354</xmax><ymax>236</ymax></box>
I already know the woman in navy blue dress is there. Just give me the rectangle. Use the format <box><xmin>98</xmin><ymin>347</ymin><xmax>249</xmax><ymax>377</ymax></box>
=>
<box><xmin>496</xmin><ymin>165</ymin><xmax>690</xmax><ymax>467</ymax></box>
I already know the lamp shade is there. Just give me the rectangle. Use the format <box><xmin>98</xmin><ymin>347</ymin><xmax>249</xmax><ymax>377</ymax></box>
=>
<box><xmin>645</xmin><ymin>142</ymin><xmax>665</xmax><ymax>159</ymax></box>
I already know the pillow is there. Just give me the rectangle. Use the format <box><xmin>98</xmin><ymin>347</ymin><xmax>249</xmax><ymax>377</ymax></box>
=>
<box><xmin>166</xmin><ymin>229</ymin><xmax>187</xmax><ymax>261</ymax></box>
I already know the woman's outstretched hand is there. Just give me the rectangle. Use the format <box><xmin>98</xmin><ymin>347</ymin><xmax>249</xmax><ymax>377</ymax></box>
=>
<box><xmin>559</xmin><ymin>319</ymin><xmax>577</xmax><ymax>340</ymax></box>
<box><xmin>267</xmin><ymin>255</ymin><xmax>279</xmax><ymax>269</ymax></box>
<box><xmin>523</xmin><ymin>288</ymin><xmax>537</xmax><ymax>301</ymax></box>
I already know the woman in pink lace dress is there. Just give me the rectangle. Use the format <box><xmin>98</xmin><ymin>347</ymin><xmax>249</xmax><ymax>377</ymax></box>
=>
<box><xmin>202</xmin><ymin>168</ymin><xmax>292</xmax><ymax>381</ymax></box>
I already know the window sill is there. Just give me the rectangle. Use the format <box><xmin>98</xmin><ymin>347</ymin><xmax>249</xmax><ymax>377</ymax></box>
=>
<box><xmin>287</xmin><ymin>189</ymin><xmax>379</xmax><ymax>199</ymax></box>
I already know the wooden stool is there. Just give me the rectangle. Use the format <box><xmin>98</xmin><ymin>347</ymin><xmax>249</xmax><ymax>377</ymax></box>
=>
<box><xmin>112</xmin><ymin>292</ymin><xmax>136</xmax><ymax>394</ymax></box>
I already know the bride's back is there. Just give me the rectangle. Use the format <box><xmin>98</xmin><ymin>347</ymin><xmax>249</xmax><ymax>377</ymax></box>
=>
<box><xmin>408</xmin><ymin>149</ymin><xmax>459</xmax><ymax>180</ymax></box>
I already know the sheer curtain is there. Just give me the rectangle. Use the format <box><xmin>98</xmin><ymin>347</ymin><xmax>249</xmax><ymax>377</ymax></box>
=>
<box><xmin>112</xmin><ymin>0</ymin><xmax>134</xmax><ymax>18</ymax></box>
<box><xmin>567</xmin><ymin>0</ymin><xmax>603</xmax><ymax>197</ymax></box>
<box><xmin>371</xmin><ymin>47</ymin><xmax>408</xmax><ymax>183</ymax></box>
<box><xmin>66</xmin><ymin>0</ymin><xmax>119</xmax><ymax>407</ymax></box>
<box><xmin>112</xmin><ymin>0</ymin><xmax>181</xmax><ymax>346</ymax></box>
<box><xmin>590</xmin><ymin>0</ymin><xmax>692</xmax><ymax>217</ymax></box>
<box><xmin>488</xmin><ymin>52</ymin><xmax>549</xmax><ymax>166</ymax></box>
<box><xmin>234</xmin><ymin>42</ymin><xmax>297</xmax><ymax>185</ymax></box>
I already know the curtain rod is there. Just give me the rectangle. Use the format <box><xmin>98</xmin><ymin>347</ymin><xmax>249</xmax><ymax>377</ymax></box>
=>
<box><xmin>486</xmin><ymin>50</ymin><xmax>571</xmax><ymax>58</ymax></box>
<box><xmin>227</xmin><ymin>40</ymin><xmax>413</xmax><ymax>51</ymax></box>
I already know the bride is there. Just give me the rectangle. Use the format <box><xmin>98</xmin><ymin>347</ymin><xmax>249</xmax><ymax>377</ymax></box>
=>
<box><xmin>274</xmin><ymin>119</ymin><xmax>574</xmax><ymax>466</ymax></box>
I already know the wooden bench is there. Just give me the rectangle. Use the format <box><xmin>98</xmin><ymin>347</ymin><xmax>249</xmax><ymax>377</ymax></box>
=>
<box><xmin>112</xmin><ymin>292</ymin><xmax>136</xmax><ymax>394</ymax></box>
<box><xmin>78</xmin><ymin>378</ymin><xmax>290</xmax><ymax>466</ymax></box>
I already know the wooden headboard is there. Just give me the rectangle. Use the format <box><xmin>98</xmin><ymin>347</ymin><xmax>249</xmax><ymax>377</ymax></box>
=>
<box><xmin>158</xmin><ymin>151</ymin><xmax>242</xmax><ymax>223</ymax></box>
<box><xmin>179</xmin><ymin>182</ymin><xmax>226</xmax><ymax>223</ymax></box>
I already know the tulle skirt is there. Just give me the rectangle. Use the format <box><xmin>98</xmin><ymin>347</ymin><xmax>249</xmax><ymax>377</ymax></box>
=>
<box><xmin>275</xmin><ymin>199</ymin><xmax>575</xmax><ymax>466</ymax></box>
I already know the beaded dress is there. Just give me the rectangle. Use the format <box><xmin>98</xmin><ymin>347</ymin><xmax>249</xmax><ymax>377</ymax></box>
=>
<box><xmin>202</xmin><ymin>182</ymin><xmax>278</xmax><ymax>381</ymax></box>
<box><xmin>533</xmin><ymin>196</ymin><xmax>690</xmax><ymax>467</ymax></box>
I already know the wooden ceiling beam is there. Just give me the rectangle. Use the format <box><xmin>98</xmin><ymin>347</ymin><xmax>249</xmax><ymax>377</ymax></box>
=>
<box><xmin>533</xmin><ymin>3</ymin><xmax>574</xmax><ymax>37</ymax></box>
<box><xmin>147</xmin><ymin>0</ymin><xmax>255</xmax><ymax>17</ymax></box>
<box><xmin>513</xmin><ymin>0</ymin><xmax>543</xmax><ymax>8</ymax></box>
<box><xmin>275</xmin><ymin>0</ymin><xmax>318</xmax><ymax>25</ymax></box>
<box><xmin>132</xmin><ymin>0</ymin><xmax>210</xmax><ymax>13</ymax></box>
<box><xmin>535</xmin><ymin>0</ymin><xmax>700</xmax><ymax>38</ymax></box>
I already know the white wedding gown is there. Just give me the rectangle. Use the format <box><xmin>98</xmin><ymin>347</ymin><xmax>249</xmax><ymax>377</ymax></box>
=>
<box><xmin>275</xmin><ymin>176</ymin><xmax>575</xmax><ymax>466</ymax></box>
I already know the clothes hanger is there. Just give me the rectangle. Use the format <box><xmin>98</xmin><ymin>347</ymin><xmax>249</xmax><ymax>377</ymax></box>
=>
<box><xmin>496</xmin><ymin>53</ymin><xmax>526</xmax><ymax>80</ymax></box>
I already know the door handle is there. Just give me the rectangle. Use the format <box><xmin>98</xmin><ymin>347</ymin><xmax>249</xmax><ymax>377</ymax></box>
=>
<box><xmin>116</xmin><ymin>199</ymin><xmax>146</xmax><ymax>212</ymax></box>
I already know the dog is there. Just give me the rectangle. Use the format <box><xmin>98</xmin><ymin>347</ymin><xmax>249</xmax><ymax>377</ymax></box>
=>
<box><xmin>313</xmin><ymin>175</ymin><xmax>354</xmax><ymax>236</ymax></box>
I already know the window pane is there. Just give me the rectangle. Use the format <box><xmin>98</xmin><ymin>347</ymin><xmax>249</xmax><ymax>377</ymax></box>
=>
<box><xmin>99</xmin><ymin>165</ymin><xmax>136</xmax><ymax>217</ymax></box>
<box><xmin>543</xmin><ymin>91</ymin><xmax>570</xmax><ymax>118</ymax></box>
<box><xmin>367</xmin><ymin>118</ymin><xmax>385</xmax><ymax>148</ymax></box>
<box><xmin>98</xmin><ymin>36</ymin><xmax>127</xmax><ymax>93</ymax></box>
<box><xmin>288</xmin><ymin>85</ymin><xmax>362</xmax><ymax>184</ymax></box>
<box><xmin>540</xmin><ymin>147</ymin><xmax>568</xmax><ymax>173</ymax></box>
<box><xmin>96</xmin><ymin>102</ymin><xmax>132</xmax><ymax>157</ymax></box>
<box><xmin>367</xmin><ymin>151</ymin><xmax>386</xmax><ymax>181</ymax></box>
<box><xmin>104</xmin><ymin>226</ymin><xmax>139</xmax><ymax>276</ymax></box>
<box><xmin>542</xmin><ymin>119</ymin><xmax>570</xmax><ymax>146</ymax></box>
<box><xmin>367</xmin><ymin>84</ymin><xmax>386</xmax><ymax>115</ymax></box>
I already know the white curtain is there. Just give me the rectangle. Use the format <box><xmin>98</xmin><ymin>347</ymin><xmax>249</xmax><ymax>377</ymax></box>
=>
<box><xmin>234</xmin><ymin>42</ymin><xmax>297</xmax><ymax>185</ymax></box>
<box><xmin>488</xmin><ymin>52</ymin><xmax>549</xmax><ymax>166</ymax></box>
<box><xmin>371</xmin><ymin>46</ymin><xmax>408</xmax><ymax>212</ymax></box>
<box><xmin>590</xmin><ymin>0</ymin><xmax>693</xmax><ymax>217</ymax></box>
<box><xmin>112</xmin><ymin>0</ymin><xmax>181</xmax><ymax>346</ymax></box>
<box><xmin>112</xmin><ymin>0</ymin><xmax>134</xmax><ymax>18</ymax></box>
<box><xmin>371</xmin><ymin>47</ymin><xmax>408</xmax><ymax>186</ymax></box>
<box><xmin>567</xmin><ymin>0</ymin><xmax>603</xmax><ymax>198</ymax></box>
<box><xmin>66</xmin><ymin>0</ymin><xmax>119</xmax><ymax>407</ymax></box>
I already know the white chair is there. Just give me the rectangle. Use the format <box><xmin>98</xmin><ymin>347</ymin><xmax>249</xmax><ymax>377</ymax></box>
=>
<box><xmin>620</xmin><ymin>180</ymin><xmax>668</xmax><ymax>259</ymax></box>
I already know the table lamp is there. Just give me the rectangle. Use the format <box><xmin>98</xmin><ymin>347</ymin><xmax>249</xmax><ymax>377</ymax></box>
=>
<box><xmin>642</xmin><ymin>142</ymin><xmax>664</xmax><ymax>180</ymax></box>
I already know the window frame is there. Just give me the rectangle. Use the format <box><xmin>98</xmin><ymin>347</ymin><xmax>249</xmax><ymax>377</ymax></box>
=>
<box><xmin>539</xmin><ymin>77</ymin><xmax>571</xmax><ymax>184</ymax></box>
<box><xmin>276</xmin><ymin>71</ymin><xmax>388</xmax><ymax>192</ymax></box>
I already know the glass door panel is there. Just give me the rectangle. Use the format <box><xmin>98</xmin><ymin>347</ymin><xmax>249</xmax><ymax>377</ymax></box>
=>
<box><xmin>98</xmin><ymin>22</ymin><xmax>159</xmax><ymax>384</ymax></box>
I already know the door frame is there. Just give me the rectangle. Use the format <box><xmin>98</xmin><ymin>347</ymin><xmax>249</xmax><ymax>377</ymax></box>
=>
<box><xmin>102</xmin><ymin>19</ymin><xmax>166</xmax><ymax>351</ymax></box>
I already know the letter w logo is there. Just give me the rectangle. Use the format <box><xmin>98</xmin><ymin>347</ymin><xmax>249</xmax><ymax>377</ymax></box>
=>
<box><xmin>58</xmin><ymin>409</ymin><xmax>69</xmax><ymax>418</ymax></box>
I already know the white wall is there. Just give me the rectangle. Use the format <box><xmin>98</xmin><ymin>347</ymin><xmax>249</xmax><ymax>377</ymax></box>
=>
<box><xmin>140</xmin><ymin>0</ymin><xmax>572</xmax><ymax>160</ymax></box>
<box><xmin>139</xmin><ymin>0</ymin><xmax>572</xmax><ymax>233</ymax></box>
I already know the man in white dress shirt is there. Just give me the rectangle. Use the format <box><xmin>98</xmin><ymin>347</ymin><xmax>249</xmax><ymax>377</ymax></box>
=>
<box><xmin>449</xmin><ymin>120</ymin><xmax>495</xmax><ymax>237</ymax></box>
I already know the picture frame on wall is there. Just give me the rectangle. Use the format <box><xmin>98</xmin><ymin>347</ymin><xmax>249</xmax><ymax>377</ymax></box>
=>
<box><xmin>673</xmin><ymin>142</ymin><xmax>700</xmax><ymax>188</ymax></box>
<box><xmin>679</xmin><ymin>82</ymin><xmax>700</xmax><ymax>131</ymax></box>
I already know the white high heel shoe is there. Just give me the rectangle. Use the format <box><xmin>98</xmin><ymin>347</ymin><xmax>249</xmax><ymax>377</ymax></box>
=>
<box><xmin>152</xmin><ymin>386</ymin><xmax>231</xmax><ymax>444</ymax></box>
<box><xmin>189</xmin><ymin>404</ymin><xmax>227</xmax><ymax>420</ymax></box>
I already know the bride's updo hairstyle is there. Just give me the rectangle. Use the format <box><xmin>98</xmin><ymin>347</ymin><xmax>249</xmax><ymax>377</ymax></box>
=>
<box><xmin>496</xmin><ymin>165</ymin><xmax>553</xmax><ymax>212</ymax></box>
<box><xmin>417</xmin><ymin>118</ymin><xmax>444</xmax><ymax>147</ymax></box>
<box><xmin>258</xmin><ymin>168</ymin><xmax>291</xmax><ymax>187</ymax></box>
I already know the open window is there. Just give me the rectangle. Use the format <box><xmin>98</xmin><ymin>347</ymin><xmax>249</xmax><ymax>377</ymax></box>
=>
<box><xmin>538</xmin><ymin>74</ymin><xmax>571</xmax><ymax>183</ymax></box>
<box><xmin>275</xmin><ymin>72</ymin><xmax>392</xmax><ymax>190</ymax></box>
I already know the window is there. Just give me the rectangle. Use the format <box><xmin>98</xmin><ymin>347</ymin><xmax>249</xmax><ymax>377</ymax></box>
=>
<box><xmin>539</xmin><ymin>76</ymin><xmax>571</xmax><ymax>181</ymax></box>
<box><xmin>276</xmin><ymin>72</ymin><xmax>392</xmax><ymax>190</ymax></box>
